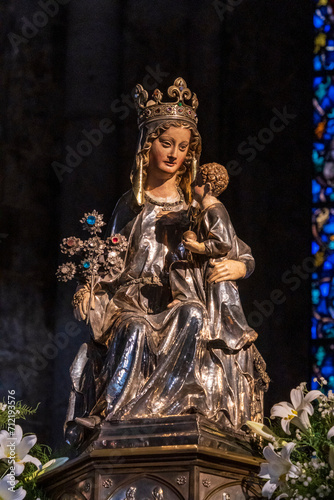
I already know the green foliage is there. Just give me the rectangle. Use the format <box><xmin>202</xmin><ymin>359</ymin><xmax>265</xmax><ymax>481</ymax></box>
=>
<box><xmin>0</xmin><ymin>400</ymin><xmax>40</xmax><ymax>430</ymax></box>
<box><xmin>29</xmin><ymin>443</ymin><xmax>52</xmax><ymax>466</ymax></box>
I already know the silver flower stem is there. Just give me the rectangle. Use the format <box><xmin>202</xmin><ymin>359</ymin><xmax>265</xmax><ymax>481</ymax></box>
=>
<box><xmin>86</xmin><ymin>274</ymin><xmax>94</xmax><ymax>325</ymax></box>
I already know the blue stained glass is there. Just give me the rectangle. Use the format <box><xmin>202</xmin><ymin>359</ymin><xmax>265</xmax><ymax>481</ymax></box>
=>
<box><xmin>320</xmin><ymin>282</ymin><xmax>330</xmax><ymax>297</ymax></box>
<box><xmin>326</xmin><ymin>58</ymin><xmax>334</xmax><ymax>71</ymax></box>
<box><xmin>317</xmin><ymin>297</ymin><xmax>328</xmax><ymax>315</ymax></box>
<box><xmin>312</xmin><ymin>241</ymin><xmax>320</xmax><ymax>254</ymax></box>
<box><xmin>312</xmin><ymin>288</ymin><xmax>321</xmax><ymax>304</ymax></box>
<box><xmin>312</xmin><ymin>154</ymin><xmax>324</xmax><ymax>170</ymax></box>
<box><xmin>315</xmin><ymin>79</ymin><xmax>331</xmax><ymax>100</ymax></box>
<box><xmin>314</xmin><ymin>14</ymin><xmax>324</xmax><ymax>29</ymax></box>
<box><xmin>312</xmin><ymin>180</ymin><xmax>321</xmax><ymax>199</ymax></box>
<box><xmin>326</xmin><ymin>120</ymin><xmax>334</xmax><ymax>136</ymax></box>
<box><xmin>324</xmin><ymin>260</ymin><xmax>333</xmax><ymax>270</ymax></box>
<box><xmin>311</xmin><ymin>379</ymin><xmax>318</xmax><ymax>390</ymax></box>
<box><xmin>320</xmin><ymin>94</ymin><xmax>334</xmax><ymax>111</ymax></box>
<box><xmin>321</xmin><ymin>362</ymin><xmax>334</xmax><ymax>378</ymax></box>
<box><xmin>311</xmin><ymin>325</ymin><xmax>317</xmax><ymax>339</ymax></box>
<box><xmin>313</xmin><ymin>111</ymin><xmax>321</xmax><ymax>125</ymax></box>
<box><xmin>323</xmin><ymin>222</ymin><xmax>334</xmax><ymax>233</ymax></box>
<box><xmin>314</xmin><ymin>56</ymin><xmax>322</xmax><ymax>71</ymax></box>
<box><xmin>328</xmin><ymin>376</ymin><xmax>334</xmax><ymax>390</ymax></box>
<box><xmin>315</xmin><ymin>345</ymin><xmax>327</xmax><ymax>366</ymax></box>
<box><xmin>312</xmin><ymin>324</ymin><xmax>317</xmax><ymax>339</ymax></box>
<box><xmin>312</xmin><ymin>1</ymin><xmax>334</xmax><ymax>389</ymax></box>
<box><xmin>322</xmin><ymin>323</ymin><xmax>334</xmax><ymax>337</ymax></box>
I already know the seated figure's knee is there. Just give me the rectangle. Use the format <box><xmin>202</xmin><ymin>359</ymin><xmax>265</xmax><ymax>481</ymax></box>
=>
<box><xmin>116</xmin><ymin>317</ymin><xmax>148</xmax><ymax>344</ymax></box>
<box><xmin>178</xmin><ymin>301</ymin><xmax>205</xmax><ymax>330</ymax></box>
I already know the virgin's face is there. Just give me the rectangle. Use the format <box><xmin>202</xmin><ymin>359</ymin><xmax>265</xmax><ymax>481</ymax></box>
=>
<box><xmin>148</xmin><ymin>126</ymin><xmax>191</xmax><ymax>180</ymax></box>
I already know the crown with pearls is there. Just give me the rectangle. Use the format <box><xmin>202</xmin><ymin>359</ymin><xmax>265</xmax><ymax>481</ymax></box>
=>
<box><xmin>133</xmin><ymin>77</ymin><xmax>199</xmax><ymax>128</ymax></box>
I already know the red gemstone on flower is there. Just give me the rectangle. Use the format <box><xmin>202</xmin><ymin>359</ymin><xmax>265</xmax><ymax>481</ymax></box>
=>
<box><xmin>67</xmin><ymin>238</ymin><xmax>75</xmax><ymax>247</ymax></box>
<box><xmin>112</xmin><ymin>237</ymin><xmax>119</xmax><ymax>244</ymax></box>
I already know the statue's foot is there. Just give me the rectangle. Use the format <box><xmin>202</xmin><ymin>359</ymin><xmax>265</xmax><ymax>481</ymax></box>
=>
<box><xmin>64</xmin><ymin>421</ymin><xmax>85</xmax><ymax>448</ymax></box>
<box><xmin>75</xmin><ymin>415</ymin><xmax>101</xmax><ymax>429</ymax></box>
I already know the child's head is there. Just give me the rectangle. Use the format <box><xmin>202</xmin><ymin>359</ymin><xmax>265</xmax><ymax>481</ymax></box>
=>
<box><xmin>195</xmin><ymin>163</ymin><xmax>229</xmax><ymax>198</ymax></box>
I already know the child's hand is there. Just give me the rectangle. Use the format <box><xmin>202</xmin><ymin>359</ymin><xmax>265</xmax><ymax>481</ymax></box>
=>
<box><xmin>183</xmin><ymin>239</ymin><xmax>206</xmax><ymax>254</ymax></box>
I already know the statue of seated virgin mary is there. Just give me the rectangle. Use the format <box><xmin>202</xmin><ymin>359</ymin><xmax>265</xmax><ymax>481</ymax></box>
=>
<box><xmin>64</xmin><ymin>77</ymin><xmax>269</xmax><ymax>448</ymax></box>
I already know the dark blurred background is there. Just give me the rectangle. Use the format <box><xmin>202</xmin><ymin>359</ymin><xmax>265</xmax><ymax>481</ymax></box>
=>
<box><xmin>0</xmin><ymin>0</ymin><xmax>313</xmax><ymax>449</ymax></box>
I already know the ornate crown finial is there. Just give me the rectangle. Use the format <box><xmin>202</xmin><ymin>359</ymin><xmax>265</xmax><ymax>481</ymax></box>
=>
<box><xmin>133</xmin><ymin>77</ymin><xmax>198</xmax><ymax>128</ymax></box>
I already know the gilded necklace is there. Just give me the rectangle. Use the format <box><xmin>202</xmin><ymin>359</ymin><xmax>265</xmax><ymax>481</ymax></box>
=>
<box><xmin>144</xmin><ymin>187</ymin><xmax>185</xmax><ymax>211</ymax></box>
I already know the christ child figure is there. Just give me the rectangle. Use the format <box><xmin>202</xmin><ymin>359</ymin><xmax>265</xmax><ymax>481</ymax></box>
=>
<box><xmin>182</xmin><ymin>162</ymin><xmax>258</xmax><ymax>351</ymax></box>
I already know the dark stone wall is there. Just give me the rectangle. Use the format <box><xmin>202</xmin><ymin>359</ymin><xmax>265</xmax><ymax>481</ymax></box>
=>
<box><xmin>0</xmin><ymin>0</ymin><xmax>312</xmax><ymax>449</ymax></box>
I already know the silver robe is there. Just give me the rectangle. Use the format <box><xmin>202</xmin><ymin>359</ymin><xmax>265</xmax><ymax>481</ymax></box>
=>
<box><xmin>66</xmin><ymin>192</ymin><xmax>267</xmax><ymax>430</ymax></box>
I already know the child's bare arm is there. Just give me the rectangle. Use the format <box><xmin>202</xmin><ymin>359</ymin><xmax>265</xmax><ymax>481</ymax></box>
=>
<box><xmin>183</xmin><ymin>238</ymin><xmax>206</xmax><ymax>254</ymax></box>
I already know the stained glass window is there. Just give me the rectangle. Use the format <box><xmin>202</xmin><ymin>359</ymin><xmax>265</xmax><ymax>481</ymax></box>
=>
<box><xmin>312</xmin><ymin>0</ymin><xmax>334</xmax><ymax>384</ymax></box>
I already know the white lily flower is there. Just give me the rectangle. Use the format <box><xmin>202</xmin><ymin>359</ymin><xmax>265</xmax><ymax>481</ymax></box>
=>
<box><xmin>246</xmin><ymin>421</ymin><xmax>279</xmax><ymax>443</ymax></box>
<box><xmin>0</xmin><ymin>425</ymin><xmax>41</xmax><ymax>475</ymax></box>
<box><xmin>0</xmin><ymin>475</ymin><xmax>26</xmax><ymax>499</ymax></box>
<box><xmin>27</xmin><ymin>457</ymin><xmax>69</xmax><ymax>481</ymax></box>
<box><xmin>270</xmin><ymin>388</ymin><xmax>322</xmax><ymax>435</ymax></box>
<box><xmin>259</xmin><ymin>442</ymin><xmax>300</xmax><ymax>498</ymax></box>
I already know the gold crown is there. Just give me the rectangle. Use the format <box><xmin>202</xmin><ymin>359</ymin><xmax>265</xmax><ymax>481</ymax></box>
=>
<box><xmin>133</xmin><ymin>77</ymin><xmax>199</xmax><ymax>128</ymax></box>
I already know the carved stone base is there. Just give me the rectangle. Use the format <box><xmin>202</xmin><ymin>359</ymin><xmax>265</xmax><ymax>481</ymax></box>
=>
<box><xmin>39</xmin><ymin>416</ymin><xmax>263</xmax><ymax>499</ymax></box>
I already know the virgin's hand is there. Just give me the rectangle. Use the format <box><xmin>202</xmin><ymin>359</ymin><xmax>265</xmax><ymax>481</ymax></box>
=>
<box><xmin>72</xmin><ymin>285</ymin><xmax>95</xmax><ymax>321</ymax></box>
<box><xmin>207</xmin><ymin>260</ymin><xmax>246</xmax><ymax>284</ymax></box>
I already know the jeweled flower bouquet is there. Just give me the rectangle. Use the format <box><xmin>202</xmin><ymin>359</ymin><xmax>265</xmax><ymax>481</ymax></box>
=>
<box><xmin>56</xmin><ymin>210</ymin><xmax>127</xmax><ymax>284</ymax></box>
<box><xmin>56</xmin><ymin>210</ymin><xmax>127</xmax><ymax>324</ymax></box>
<box><xmin>247</xmin><ymin>379</ymin><xmax>334</xmax><ymax>499</ymax></box>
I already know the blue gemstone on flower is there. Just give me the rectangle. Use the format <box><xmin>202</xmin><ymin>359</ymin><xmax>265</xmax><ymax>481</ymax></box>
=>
<box><xmin>179</xmin><ymin>86</ymin><xmax>183</xmax><ymax>90</ymax></box>
<box><xmin>86</xmin><ymin>215</ymin><xmax>96</xmax><ymax>225</ymax></box>
<box><xmin>83</xmin><ymin>261</ymin><xmax>90</xmax><ymax>269</ymax></box>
